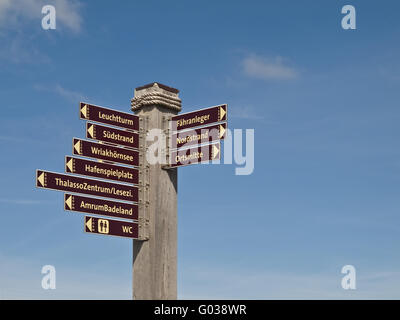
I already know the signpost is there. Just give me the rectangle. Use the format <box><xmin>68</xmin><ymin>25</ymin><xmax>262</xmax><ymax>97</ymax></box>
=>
<box><xmin>36</xmin><ymin>170</ymin><xmax>138</xmax><ymax>202</ymax></box>
<box><xmin>86</xmin><ymin>122</ymin><xmax>139</xmax><ymax>149</ymax></box>
<box><xmin>65</xmin><ymin>194</ymin><xmax>138</xmax><ymax>220</ymax></box>
<box><xmin>65</xmin><ymin>156</ymin><xmax>139</xmax><ymax>185</ymax></box>
<box><xmin>80</xmin><ymin>102</ymin><xmax>139</xmax><ymax>131</ymax></box>
<box><xmin>35</xmin><ymin>82</ymin><xmax>228</xmax><ymax>300</ymax></box>
<box><xmin>72</xmin><ymin>138</ymin><xmax>139</xmax><ymax>166</ymax></box>
<box><xmin>84</xmin><ymin>216</ymin><xmax>139</xmax><ymax>239</ymax></box>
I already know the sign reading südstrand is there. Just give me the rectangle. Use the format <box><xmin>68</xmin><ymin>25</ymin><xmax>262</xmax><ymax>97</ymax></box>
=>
<box><xmin>36</xmin><ymin>170</ymin><xmax>138</xmax><ymax>202</ymax></box>
<box><xmin>80</xmin><ymin>102</ymin><xmax>139</xmax><ymax>131</ymax></box>
<box><xmin>86</xmin><ymin>122</ymin><xmax>139</xmax><ymax>149</ymax></box>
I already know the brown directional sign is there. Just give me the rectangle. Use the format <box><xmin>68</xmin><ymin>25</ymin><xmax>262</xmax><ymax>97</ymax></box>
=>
<box><xmin>86</xmin><ymin>122</ymin><xmax>139</xmax><ymax>149</ymax></box>
<box><xmin>171</xmin><ymin>104</ymin><xmax>227</xmax><ymax>131</ymax></box>
<box><xmin>169</xmin><ymin>142</ymin><xmax>221</xmax><ymax>168</ymax></box>
<box><xmin>65</xmin><ymin>156</ymin><xmax>138</xmax><ymax>185</ymax></box>
<box><xmin>64</xmin><ymin>194</ymin><xmax>138</xmax><ymax>220</ymax></box>
<box><xmin>80</xmin><ymin>102</ymin><xmax>139</xmax><ymax>131</ymax></box>
<box><xmin>72</xmin><ymin>138</ymin><xmax>139</xmax><ymax>166</ymax></box>
<box><xmin>36</xmin><ymin>170</ymin><xmax>138</xmax><ymax>202</ymax></box>
<box><xmin>171</xmin><ymin>122</ymin><xmax>227</xmax><ymax>149</ymax></box>
<box><xmin>84</xmin><ymin>216</ymin><xmax>139</xmax><ymax>239</ymax></box>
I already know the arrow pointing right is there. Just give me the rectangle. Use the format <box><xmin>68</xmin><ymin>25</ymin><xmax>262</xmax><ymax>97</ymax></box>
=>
<box><xmin>219</xmin><ymin>106</ymin><xmax>226</xmax><ymax>121</ymax></box>
<box><xmin>219</xmin><ymin>124</ymin><xmax>226</xmax><ymax>139</ymax></box>
<box><xmin>212</xmin><ymin>144</ymin><xmax>220</xmax><ymax>159</ymax></box>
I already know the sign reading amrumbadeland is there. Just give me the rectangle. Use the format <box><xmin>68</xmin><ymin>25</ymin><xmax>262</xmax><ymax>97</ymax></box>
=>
<box><xmin>64</xmin><ymin>194</ymin><xmax>138</xmax><ymax>220</ymax></box>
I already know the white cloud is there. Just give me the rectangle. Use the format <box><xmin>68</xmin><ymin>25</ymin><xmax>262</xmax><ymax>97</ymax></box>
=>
<box><xmin>229</xmin><ymin>105</ymin><xmax>266</xmax><ymax>121</ymax></box>
<box><xmin>243</xmin><ymin>54</ymin><xmax>298</xmax><ymax>80</ymax></box>
<box><xmin>53</xmin><ymin>84</ymin><xmax>86</xmax><ymax>102</ymax></box>
<box><xmin>34</xmin><ymin>84</ymin><xmax>87</xmax><ymax>102</ymax></box>
<box><xmin>0</xmin><ymin>0</ymin><xmax>82</xmax><ymax>33</ymax></box>
<box><xmin>52</xmin><ymin>0</ymin><xmax>82</xmax><ymax>33</ymax></box>
<box><xmin>0</xmin><ymin>35</ymin><xmax>50</xmax><ymax>63</ymax></box>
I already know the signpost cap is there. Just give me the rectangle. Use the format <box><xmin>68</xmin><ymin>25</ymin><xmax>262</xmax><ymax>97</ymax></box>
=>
<box><xmin>131</xmin><ymin>82</ymin><xmax>181</xmax><ymax>112</ymax></box>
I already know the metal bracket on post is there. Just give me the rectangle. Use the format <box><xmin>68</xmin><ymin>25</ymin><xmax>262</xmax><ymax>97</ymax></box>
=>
<box><xmin>138</xmin><ymin>116</ymin><xmax>150</xmax><ymax>241</ymax></box>
<box><xmin>162</xmin><ymin>115</ymin><xmax>172</xmax><ymax>170</ymax></box>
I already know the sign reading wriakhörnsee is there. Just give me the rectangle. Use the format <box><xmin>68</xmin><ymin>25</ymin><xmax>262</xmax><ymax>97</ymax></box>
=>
<box><xmin>72</xmin><ymin>138</ymin><xmax>139</xmax><ymax>166</ymax></box>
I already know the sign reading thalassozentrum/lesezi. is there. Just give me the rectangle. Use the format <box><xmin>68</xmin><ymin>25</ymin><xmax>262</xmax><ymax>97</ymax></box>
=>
<box><xmin>36</xmin><ymin>170</ymin><xmax>138</xmax><ymax>202</ymax></box>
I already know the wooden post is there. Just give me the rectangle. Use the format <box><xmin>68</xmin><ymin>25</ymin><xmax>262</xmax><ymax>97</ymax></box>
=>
<box><xmin>131</xmin><ymin>83</ymin><xmax>181</xmax><ymax>299</ymax></box>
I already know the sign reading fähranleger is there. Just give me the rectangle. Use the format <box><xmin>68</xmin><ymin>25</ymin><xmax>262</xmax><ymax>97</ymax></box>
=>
<box><xmin>171</xmin><ymin>104</ymin><xmax>227</xmax><ymax>132</ymax></box>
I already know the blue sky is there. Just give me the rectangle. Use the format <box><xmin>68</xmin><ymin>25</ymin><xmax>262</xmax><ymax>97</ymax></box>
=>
<box><xmin>1</xmin><ymin>0</ymin><xmax>400</xmax><ymax>299</ymax></box>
